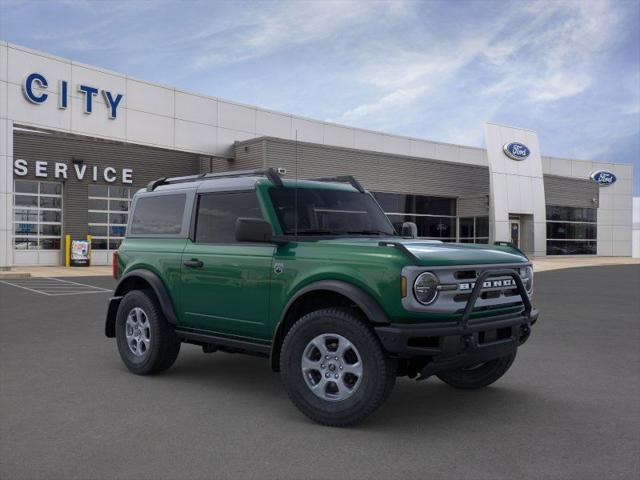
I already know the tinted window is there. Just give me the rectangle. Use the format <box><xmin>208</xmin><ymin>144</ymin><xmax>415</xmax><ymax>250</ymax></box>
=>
<box><xmin>372</xmin><ymin>192</ymin><xmax>456</xmax><ymax>216</ymax></box>
<box><xmin>475</xmin><ymin>217</ymin><xmax>489</xmax><ymax>238</ymax></box>
<box><xmin>195</xmin><ymin>191</ymin><xmax>263</xmax><ymax>243</ymax></box>
<box><xmin>459</xmin><ymin>217</ymin><xmax>474</xmax><ymax>238</ymax></box>
<box><xmin>546</xmin><ymin>206</ymin><xmax>597</xmax><ymax>222</ymax></box>
<box><xmin>130</xmin><ymin>194</ymin><xmax>186</xmax><ymax>235</ymax></box>
<box><xmin>270</xmin><ymin>187</ymin><xmax>395</xmax><ymax>236</ymax></box>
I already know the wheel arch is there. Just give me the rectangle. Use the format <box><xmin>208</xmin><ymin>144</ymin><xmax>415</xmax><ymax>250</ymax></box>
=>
<box><xmin>105</xmin><ymin>270</ymin><xmax>178</xmax><ymax>338</ymax></box>
<box><xmin>269</xmin><ymin>280</ymin><xmax>390</xmax><ymax>371</ymax></box>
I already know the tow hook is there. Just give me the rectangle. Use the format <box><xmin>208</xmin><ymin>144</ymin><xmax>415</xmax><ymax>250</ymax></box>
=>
<box><xmin>518</xmin><ymin>325</ymin><xmax>531</xmax><ymax>344</ymax></box>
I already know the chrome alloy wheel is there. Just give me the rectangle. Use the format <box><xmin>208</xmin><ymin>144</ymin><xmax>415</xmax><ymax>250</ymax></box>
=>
<box><xmin>301</xmin><ymin>333</ymin><xmax>363</xmax><ymax>402</ymax></box>
<box><xmin>125</xmin><ymin>307</ymin><xmax>151</xmax><ymax>357</ymax></box>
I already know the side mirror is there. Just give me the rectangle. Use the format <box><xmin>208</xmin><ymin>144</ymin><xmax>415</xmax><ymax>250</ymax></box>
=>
<box><xmin>401</xmin><ymin>221</ymin><xmax>418</xmax><ymax>238</ymax></box>
<box><xmin>236</xmin><ymin>217</ymin><xmax>278</xmax><ymax>243</ymax></box>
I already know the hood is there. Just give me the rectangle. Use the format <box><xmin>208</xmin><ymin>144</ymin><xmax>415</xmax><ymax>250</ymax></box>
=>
<box><xmin>317</xmin><ymin>237</ymin><xmax>528</xmax><ymax>266</ymax></box>
<box><xmin>399</xmin><ymin>240</ymin><xmax>527</xmax><ymax>266</ymax></box>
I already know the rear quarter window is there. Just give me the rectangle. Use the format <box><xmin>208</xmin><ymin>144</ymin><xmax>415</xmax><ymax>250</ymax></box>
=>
<box><xmin>130</xmin><ymin>193</ymin><xmax>186</xmax><ymax>235</ymax></box>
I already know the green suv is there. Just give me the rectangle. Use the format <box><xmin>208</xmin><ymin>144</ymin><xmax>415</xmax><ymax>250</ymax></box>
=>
<box><xmin>105</xmin><ymin>168</ymin><xmax>538</xmax><ymax>426</ymax></box>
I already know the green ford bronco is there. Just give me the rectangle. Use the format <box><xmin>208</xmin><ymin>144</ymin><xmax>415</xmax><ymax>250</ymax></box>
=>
<box><xmin>105</xmin><ymin>168</ymin><xmax>538</xmax><ymax>426</ymax></box>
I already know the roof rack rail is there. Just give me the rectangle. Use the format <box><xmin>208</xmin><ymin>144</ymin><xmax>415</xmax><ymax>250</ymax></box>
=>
<box><xmin>310</xmin><ymin>175</ymin><xmax>365</xmax><ymax>193</ymax></box>
<box><xmin>146</xmin><ymin>167</ymin><xmax>284</xmax><ymax>192</ymax></box>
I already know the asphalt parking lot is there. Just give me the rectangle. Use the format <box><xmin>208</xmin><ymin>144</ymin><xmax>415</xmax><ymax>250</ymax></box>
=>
<box><xmin>1</xmin><ymin>265</ymin><xmax>639</xmax><ymax>480</ymax></box>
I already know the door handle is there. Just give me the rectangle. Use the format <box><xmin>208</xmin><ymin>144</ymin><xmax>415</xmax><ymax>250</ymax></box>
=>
<box><xmin>183</xmin><ymin>258</ymin><xmax>204</xmax><ymax>268</ymax></box>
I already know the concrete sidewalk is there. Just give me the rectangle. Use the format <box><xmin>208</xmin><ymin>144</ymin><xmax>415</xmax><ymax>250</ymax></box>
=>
<box><xmin>1</xmin><ymin>257</ymin><xmax>638</xmax><ymax>278</ymax></box>
<box><xmin>0</xmin><ymin>265</ymin><xmax>111</xmax><ymax>279</ymax></box>
<box><xmin>532</xmin><ymin>256</ymin><xmax>640</xmax><ymax>272</ymax></box>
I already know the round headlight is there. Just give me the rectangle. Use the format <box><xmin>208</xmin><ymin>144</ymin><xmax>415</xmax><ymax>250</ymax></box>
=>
<box><xmin>524</xmin><ymin>266</ymin><xmax>534</xmax><ymax>294</ymax></box>
<box><xmin>414</xmin><ymin>272</ymin><xmax>440</xmax><ymax>305</ymax></box>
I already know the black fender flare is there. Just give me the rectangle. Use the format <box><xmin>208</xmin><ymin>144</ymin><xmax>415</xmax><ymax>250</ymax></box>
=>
<box><xmin>105</xmin><ymin>270</ymin><xmax>178</xmax><ymax>338</ymax></box>
<box><xmin>269</xmin><ymin>280</ymin><xmax>390</xmax><ymax>370</ymax></box>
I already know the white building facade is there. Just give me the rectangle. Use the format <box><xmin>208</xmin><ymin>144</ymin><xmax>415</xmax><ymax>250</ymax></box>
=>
<box><xmin>0</xmin><ymin>42</ymin><xmax>635</xmax><ymax>267</ymax></box>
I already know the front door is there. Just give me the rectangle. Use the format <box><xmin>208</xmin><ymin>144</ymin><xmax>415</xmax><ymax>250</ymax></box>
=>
<box><xmin>510</xmin><ymin>220</ymin><xmax>520</xmax><ymax>247</ymax></box>
<box><xmin>180</xmin><ymin>190</ymin><xmax>274</xmax><ymax>341</ymax></box>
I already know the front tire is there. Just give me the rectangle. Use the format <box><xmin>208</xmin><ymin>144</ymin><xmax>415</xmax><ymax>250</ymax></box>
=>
<box><xmin>115</xmin><ymin>289</ymin><xmax>181</xmax><ymax>375</ymax></box>
<box><xmin>280</xmin><ymin>308</ymin><xmax>396</xmax><ymax>427</ymax></box>
<box><xmin>436</xmin><ymin>351</ymin><xmax>516</xmax><ymax>389</ymax></box>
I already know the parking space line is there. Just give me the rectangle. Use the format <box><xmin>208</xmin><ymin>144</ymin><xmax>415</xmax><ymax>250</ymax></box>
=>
<box><xmin>0</xmin><ymin>277</ymin><xmax>112</xmax><ymax>296</ymax></box>
<box><xmin>0</xmin><ymin>281</ymin><xmax>54</xmax><ymax>296</ymax></box>
<box><xmin>47</xmin><ymin>277</ymin><xmax>112</xmax><ymax>291</ymax></box>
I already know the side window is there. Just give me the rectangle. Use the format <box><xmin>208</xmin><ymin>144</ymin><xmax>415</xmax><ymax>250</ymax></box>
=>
<box><xmin>130</xmin><ymin>194</ymin><xmax>186</xmax><ymax>235</ymax></box>
<box><xmin>195</xmin><ymin>191</ymin><xmax>263</xmax><ymax>244</ymax></box>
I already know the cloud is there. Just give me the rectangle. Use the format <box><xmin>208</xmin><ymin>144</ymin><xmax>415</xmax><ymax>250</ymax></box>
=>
<box><xmin>189</xmin><ymin>0</ymin><xmax>411</xmax><ymax>70</ymax></box>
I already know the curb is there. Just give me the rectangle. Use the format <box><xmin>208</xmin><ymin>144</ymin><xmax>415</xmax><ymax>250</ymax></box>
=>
<box><xmin>0</xmin><ymin>273</ymin><xmax>31</xmax><ymax>280</ymax></box>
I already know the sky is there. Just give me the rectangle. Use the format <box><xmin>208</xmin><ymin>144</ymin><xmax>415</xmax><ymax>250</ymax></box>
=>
<box><xmin>1</xmin><ymin>0</ymin><xmax>639</xmax><ymax>193</ymax></box>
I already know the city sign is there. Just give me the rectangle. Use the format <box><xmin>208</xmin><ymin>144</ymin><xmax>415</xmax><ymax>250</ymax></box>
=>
<box><xmin>23</xmin><ymin>72</ymin><xmax>124</xmax><ymax>119</ymax></box>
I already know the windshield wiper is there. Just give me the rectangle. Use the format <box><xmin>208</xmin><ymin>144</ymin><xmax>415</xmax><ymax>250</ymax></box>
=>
<box><xmin>346</xmin><ymin>230</ymin><xmax>394</xmax><ymax>236</ymax></box>
<box><xmin>286</xmin><ymin>229</ymin><xmax>343</xmax><ymax>236</ymax></box>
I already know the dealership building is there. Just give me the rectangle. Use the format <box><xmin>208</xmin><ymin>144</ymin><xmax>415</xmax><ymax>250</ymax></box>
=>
<box><xmin>0</xmin><ymin>41</ymin><xmax>636</xmax><ymax>267</ymax></box>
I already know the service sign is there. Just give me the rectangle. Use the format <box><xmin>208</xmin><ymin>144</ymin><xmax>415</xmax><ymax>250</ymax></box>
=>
<box><xmin>503</xmin><ymin>142</ymin><xmax>530</xmax><ymax>161</ymax></box>
<box><xmin>590</xmin><ymin>170</ymin><xmax>617</xmax><ymax>186</ymax></box>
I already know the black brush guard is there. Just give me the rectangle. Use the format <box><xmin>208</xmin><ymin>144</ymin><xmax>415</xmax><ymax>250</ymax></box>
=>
<box><xmin>374</xmin><ymin>268</ymin><xmax>538</xmax><ymax>380</ymax></box>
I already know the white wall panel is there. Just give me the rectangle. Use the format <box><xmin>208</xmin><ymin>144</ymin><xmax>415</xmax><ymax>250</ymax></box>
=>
<box><xmin>612</xmin><ymin>225</ymin><xmax>632</xmax><ymax>242</ymax></box>
<box><xmin>615</xmin><ymin>164</ymin><xmax>633</xmax><ymax>179</ymax></box>
<box><xmin>0</xmin><ymin>43</ymin><xmax>7</xmax><ymax>83</ymax></box>
<box><xmin>175</xmin><ymin>119</ymin><xmax>217</xmax><ymax>154</ymax></box>
<box><xmin>256</xmin><ymin>110</ymin><xmax>292</xmax><ymax>139</ymax></box>
<box><xmin>458</xmin><ymin>147</ymin><xmax>485</xmax><ymax>165</ymax></box>
<box><xmin>570</xmin><ymin>160</ymin><xmax>593</xmax><ymax>179</ymax></box>
<box><xmin>126</xmin><ymin>79</ymin><xmax>173</xmax><ymax>117</ymax></box>
<box><xmin>71</xmin><ymin>64</ymin><xmax>126</xmax><ymax>107</ymax></box>
<box><xmin>383</xmin><ymin>135</ymin><xmax>410</xmax><ymax>156</ymax></box>
<box><xmin>7</xmin><ymin>46</ymin><xmax>71</xmax><ymax>92</ymax></box>
<box><xmin>613</xmin><ymin>209</ymin><xmax>632</xmax><ymax>226</ymax></box>
<box><xmin>541</xmin><ymin>155</ymin><xmax>551</xmax><ymax>174</ymax></box>
<box><xmin>291</xmin><ymin>117</ymin><xmax>324</xmax><ymax>144</ymax></box>
<box><xmin>613</xmin><ymin>194</ymin><xmax>632</xmax><ymax>211</ymax></box>
<box><xmin>612</xmin><ymin>241</ymin><xmax>631</xmax><ymax>256</ymax></box>
<box><xmin>126</xmin><ymin>109</ymin><xmax>173</xmax><ymax>148</ymax></box>
<box><xmin>355</xmin><ymin>129</ymin><xmax>383</xmax><ymax>151</ymax></box>
<box><xmin>0</xmin><ymin>79</ymin><xmax>8</xmax><ymax>120</ymax></box>
<box><xmin>7</xmin><ymin>83</ymin><xmax>71</xmax><ymax>131</ymax></box>
<box><xmin>323</xmin><ymin>124</ymin><xmax>353</xmax><ymax>148</ymax></box>
<box><xmin>434</xmin><ymin>143</ymin><xmax>459</xmax><ymax>163</ymax></box>
<box><xmin>218</xmin><ymin>101</ymin><xmax>255</xmax><ymax>133</ymax></box>
<box><xmin>175</xmin><ymin>91</ymin><xmax>217</xmax><ymax>126</ymax></box>
<box><xmin>71</xmin><ymin>94</ymin><xmax>125</xmax><ymax>140</ymax></box>
<box><xmin>409</xmin><ymin>139</ymin><xmax>437</xmax><ymax>159</ymax></box>
<box><xmin>597</xmin><ymin>240</ymin><xmax>613</xmax><ymax>256</ymax></box>
<box><xmin>548</xmin><ymin>158</ymin><xmax>572</xmax><ymax>176</ymax></box>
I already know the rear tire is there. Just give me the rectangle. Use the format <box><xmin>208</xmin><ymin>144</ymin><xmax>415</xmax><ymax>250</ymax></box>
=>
<box><xmin>436</xmin><ymin>351</ymin><xmax>516</xmax><ymax>389</ymax></box>
<box><xmin>115</xmin><ymin>289</ymin><xmax>181</xmax><ymax>375</ymax></box>
<box><xmin>280</xmin><ymin>308</ymin><xmax>395</xmax><ymax>427</ymax></box>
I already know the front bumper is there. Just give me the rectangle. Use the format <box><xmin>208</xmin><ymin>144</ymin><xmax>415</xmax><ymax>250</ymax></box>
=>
<box><xmin>375</xmin><ymin>309</ymin><xmax>538</xmax><ymax>379</ymax></box>
<box><xmin>375</xmin><ymin>267</ymin><xmax>539</xmax><ymax>380</ymax></box>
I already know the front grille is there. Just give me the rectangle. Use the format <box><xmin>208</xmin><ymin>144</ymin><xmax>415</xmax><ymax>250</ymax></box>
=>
<box><xmin>401</xmin><ymin>262</ymin><xmax>533</xmax><ymax>314</ymax></box>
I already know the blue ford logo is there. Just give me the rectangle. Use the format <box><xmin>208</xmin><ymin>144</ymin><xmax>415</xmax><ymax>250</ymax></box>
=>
<box><xmin>590</xmin><ymin>170</ymin><xmax>617</xmax><ymax>186</ymax></box>
<box><xmin>503</xmin><ymin>142</ymin><xmax>530</xmax><ymax>161</ymax></box>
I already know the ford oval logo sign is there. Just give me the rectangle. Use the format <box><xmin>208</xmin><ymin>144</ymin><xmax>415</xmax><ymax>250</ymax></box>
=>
<box><xmin>503</xmin><ymin>142</ymin><xmax>530</xmax><ymax>161</ymax></box>
<box><xmin>590</xmin><ymin>170</ymin><xmax>617</xmax><ymax>186</ymax></box>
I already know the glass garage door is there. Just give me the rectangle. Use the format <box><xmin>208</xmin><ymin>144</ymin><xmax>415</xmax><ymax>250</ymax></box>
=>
<box><xmin>13</xmin><ymin>180</ymin><xmax>63</xmax><ymax>265</ymax></box>
<box><xmin>88</xmin><ymin>185</ymin><xmax>132</xmax><ymax>265</ymax></box>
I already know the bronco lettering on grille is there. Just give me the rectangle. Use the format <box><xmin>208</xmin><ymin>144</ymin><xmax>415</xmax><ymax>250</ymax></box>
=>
<box><xmin>459</xmin><ymin>279</ymin><xmax>515</xmax><ymax>291</ymax></box>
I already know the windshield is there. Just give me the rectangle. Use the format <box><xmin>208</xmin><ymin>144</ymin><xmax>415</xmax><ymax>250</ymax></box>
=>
<box><xmin>269</xmin><ymin>187</ymin><xmax>397</xmax><ymax>236</ymax></box>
